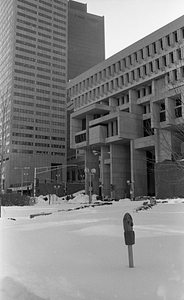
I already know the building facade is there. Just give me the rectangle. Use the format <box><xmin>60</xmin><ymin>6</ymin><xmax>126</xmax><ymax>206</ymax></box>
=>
<box><xmin>67</xmin><ymin>0</ymin><xmax>105</xmax><ymax>81</ymax></box>
<box><xmin>0</xmin><ymin>0</ymin><xmax>68</xmax><ymax>193</ymax></box>
<box><xmin>67</xmin><ymin>0</ymin><xmax>105</xmax><ymax>188</ymax></box>
<box><xmin>68</xmin><ymin>16</ymin><xmax>184</xmax><ymax>199</ymax></box>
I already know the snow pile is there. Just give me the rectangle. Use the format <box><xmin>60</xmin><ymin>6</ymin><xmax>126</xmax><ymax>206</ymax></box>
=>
<box><xmin>157</xmin><ymin>198</ymin><xmax>184</xmax><ymax>204</ymax></box>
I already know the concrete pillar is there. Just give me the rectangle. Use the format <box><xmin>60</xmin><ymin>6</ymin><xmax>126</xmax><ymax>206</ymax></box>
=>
<box><xmin>155</xmin><ymin>129</ymin><xmax>172</xmax><ymax>163</ymax></box>
<box><xmin>109</xmin><ymin>97</ymin><xmax>118</xmax><ymax>107</ymax></box>
<box><xmin>166</xmin><ymin>97</ymin><xmax>175</xmax><ymax>123</ymax></box>
<box><xmin>130</xmin><ymin>140</ymin><xmax>147</xmax><ymax>198</ymax></box>
<box><xmin>108</xmin><ymin>122</ymin><xmax>112</xmax><ymax>137</ymax></box>
<box><xmin>113</xmin><ymin>121</ymin><xmax>117</xmax><ymax>135</ymax></box>
<box><xmin>129</xmin><ymin>89</ymin><xmax>142</xmax><ymax>114</ymax></box>
<box><xmin>118</xmin><ymin>76</ymin><xmax>123</xmax><ymax>88</ymax></box>
<box><xmin>101</xmin><ymin>146</ymin><xmax>110</xmax><ymax>198</ymax></box>
<box><xmin>110</xmin><ymin>144</ymin><xmax>131</xmax><ymax>199</ymax></box>
<box><xmin>115</xmin><ymin>62</ymin><xmax>120</xmax><ymax>73</ymax></box>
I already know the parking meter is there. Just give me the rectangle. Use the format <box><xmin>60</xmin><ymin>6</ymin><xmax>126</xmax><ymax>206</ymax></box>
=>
<box><xmin>123</xmin><ymin>213</ymin><xmax>135</xmax><ymax>245</ymax></box>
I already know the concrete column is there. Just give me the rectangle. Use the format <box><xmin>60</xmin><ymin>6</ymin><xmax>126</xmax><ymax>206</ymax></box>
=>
<box><xmin>106</xmin><ymin>67</ymin><xmax>110</xmax><ymax>78</ymax></box>
<box><xmin>155</xmin><ymin>129</ymin><xmax>172</xmax><ymax>163</ymax></box>
<box><xmin>166</xmin><ymin>97</ymin><xmax>175</xmax><ymax>123</ymax></box>
<box><xmin>108</xmin><ymin>122</ymin><xmax>112</xmax><ymax>137</ymax></box>
<box><xmin>101</xmin><ymin>146</ymin><xmax>110</xmax><ymax>198</ymax></box>
<box><xmin>113</xmin><ymin>121</ymin><xmax>117</xmax><ymax>135</ymax></box>
<box><xmin>129</xmin><ymin>89</ymin><xmax>142</xmax><ymax>114</ymax></box>
<box><xmin>130</xmin><ymin>140</ymin><xmax>147</xmax><ymax>198</ymax></box>
<box><xmin>151</xmin><ymin>102</ymin><xmax>160</xmax><ymax>129</ymax></box>
<box><xmin>113</xmin><ymin>78</ymin><xmax>118</xmax><ymax>90</ymax></box>
<box><xmin>110</xmin><ymin>144</ymin><xmax>131</xmax><ymax>199</ymax></box>
<box><xmin>108</xmin><ymin>81</ymin><xmax>113</xmax><ymax>92</ymax></box>
<box><xmin>120</xmin><ymin>59</ymin><xmax>125</xmax><ymax>71</ymax></box>
<box><xmin>109</xmin><ymin>97</ymin><xmax>118</xmax><ymax>107</ymax></box>
<box><xmin>118</xmin><ymin>76</ymin><xmax>123</xmax><ymax>88</ymax></box>
<box><xmin>115</xmin><ymin>62</ymin><xmax>120</xmax><ymax>73</ymax></box>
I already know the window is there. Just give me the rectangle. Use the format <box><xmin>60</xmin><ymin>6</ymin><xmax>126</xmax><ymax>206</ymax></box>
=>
<box><xmin>134</xmin><ymin>52</ymin><xmax>138</xmax><ymax>62</ymax></box>
<box><xmin>160</xmin><ymin>102</ymin><xmax>166</xmax><ymax>122</ymax></box>
<box><xmin>173</xmin><ymin>31</ymin><xmax>178</xmax><ymax>43</ymax></box>
<box><xmin>159</xmin><ymin>38</ymin><xmax>163</xmax><ymax>50</ymax></box>
<box><xmin>169</xmin><ymin>52</ymin><xmax>174</xmax><ymax>63</ymax></box>
<box><xmin>175</xmin><ymin>98</ymin><xmax>182</xmax><ymax>118</ymax></box>
<box><xmin>146</xmin><ymin>46</ymin><xmax>150</xmax><ymax>57</ymax></box>
<box><xmin>166</xmin><ymin>35</ymin><xmax>170</xmax><ymax>46</ymax></box>
<box><xmin>148</xmin><ymin>85</ymin><xmax>152</xmax><ymax>94</ymax></box>
<box><xmin>177</xmin><ymin>48</ymin><xmax>182</xmax><ymax>60</ymax></box>
<box><xmin>162</xmin><ymin>56</ymin><xmax>167</xmax><ymax>67</ymax></box>
<box><xmin>153</xmin><ymin>42</ymin><xmax>156</xmax><ymax>54</ymax></box>
<box><xmin>140</xmin><ymin>49</ymin><xmax>144</xmax><ymax>59</ymax></box>
<box><xmin>149</xmin><ymin>62</ymin><xmax>153</xmax><ymax>73</ymax></box>
<box><xmin>156</xmin><ymin>59</ymin><xmax>160</xmax><ymax>70</ymax></box>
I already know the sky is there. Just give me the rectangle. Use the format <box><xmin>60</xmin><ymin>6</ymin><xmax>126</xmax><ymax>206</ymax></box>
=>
<box><xmin>0</xmin><ymin>194</ymin><xmax>184</xmax><ymax>299</ymax></box>
<box><xmin>77</xmin><ymin>0</ymin><xmax>184</xmax><ymax>58</ymax></box>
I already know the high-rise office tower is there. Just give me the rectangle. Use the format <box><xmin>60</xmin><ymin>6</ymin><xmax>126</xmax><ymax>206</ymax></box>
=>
<box><xmin>68</xmin><ymin>0</ymin><xmax>105</xmax><ymax>80</ymax></box>
<box><xmin>67</xmin><ymin>0</ymin><xmax>105</xmax><ymax>185</ymax></box>
<box><xmin>0</xmin><ymin>0</ymin><xmax>68</xmax><ymax>193</ymax></box>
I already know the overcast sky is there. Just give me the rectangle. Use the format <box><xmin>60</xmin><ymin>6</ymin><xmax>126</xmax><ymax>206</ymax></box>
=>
<box><xmin>77</xmin><ymin>0</ymin><xmax>184</xmax><ymax>58</ymax></box>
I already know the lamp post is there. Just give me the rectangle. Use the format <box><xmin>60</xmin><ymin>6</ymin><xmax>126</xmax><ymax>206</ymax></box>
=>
<box><xmin>54</xmin><ymin>185</ymin><xmax>60</xmax><ymax>197</ymax></box>
<box><xmin>93</xmin><ymin>149</ymin><xmax>110</xmax><ymax>200</ymax></box>
<box><xmin>127</xmin><ymin>180</ymin><xmax>134</xmax><ymax>201</ymax></box>
<box><xmin>15</xmin><ymin>167</ymin><xmax>30</xmax><ymax>195</ymax></box>
<box><xmin>84</xmin><ymin>168</ymin><xmax>96</xmax><ymax>204</ymax></box>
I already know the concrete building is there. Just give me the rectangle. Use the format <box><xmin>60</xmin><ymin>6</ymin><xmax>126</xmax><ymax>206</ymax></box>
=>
<box><xmin>68</xmin><ymin>16</ymin><xmax>184</xmax><ymax>199</ymax></box>
<box><xmin>67</xmin><ymin>0</ymin><xmax>105</xmax><ymax>188</ymax></box>
<box><xmin>0</xmin><ymin>0</ymin><xmax>68</xmax><ymax>193</ymax></box>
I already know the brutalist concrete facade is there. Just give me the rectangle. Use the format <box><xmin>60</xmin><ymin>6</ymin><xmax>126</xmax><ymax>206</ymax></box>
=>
<box><xmin>68</xmin><ymin>16</ymin><xmax>184</xmax><ymax>199</ymax></box>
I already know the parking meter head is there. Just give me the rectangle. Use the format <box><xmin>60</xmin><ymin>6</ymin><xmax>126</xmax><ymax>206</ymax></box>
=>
<box><xmin>123</xmin><ymin>213</ymin><xmax>133</xmax><ymax>231</ymax></box>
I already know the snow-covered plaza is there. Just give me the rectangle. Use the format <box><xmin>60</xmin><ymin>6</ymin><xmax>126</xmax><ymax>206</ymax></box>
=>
<box><xmin>0</xmin><ymin>194</ymin><xmax>184</xmax><ymax>300</ymax></box>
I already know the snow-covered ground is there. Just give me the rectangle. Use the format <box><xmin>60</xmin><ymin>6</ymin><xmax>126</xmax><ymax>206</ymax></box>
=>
<box><xmin>0</xmin><ymin>193</ymin><xmax>184</xmax><ymax>300</ymax></box>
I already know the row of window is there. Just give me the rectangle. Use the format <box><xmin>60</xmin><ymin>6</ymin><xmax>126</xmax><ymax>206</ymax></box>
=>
<box><xmin>14</xmin><ymin>92</ymin><xmax>65</xmax><ymax>104</ymax></box>
<box><xmin>15</xmin><ymin>54</ymin><xmax>66</xmax><ymax>69</ymax></box>
<box><xmin>70</xmin><ymin>30</ymin><xmax>184</xmax><ymax>97</ymax></box>
<box><xmin>12</xmin><ymin>140</ymin><xmax>65</xmax><ymax>148</ymax></box>
<box><xmin>17</xmin><ymin>2</ymin><xmax>67</xmax><ymax>15</ymax></box>
<box><xmin>16</xmin><ymin>29</ymin><xmax>67</xmax><ymax>45</ymax></box>
<box><xmin>14</xmin><ymin>79</ymin><xmax>66</xmax><ymax>91</ymax></box>
<box><xmin>15</xmin><ymin>44</ymin><xmax>67</xmax><ymax>58</ymax></box>
<box><xmin>13</xmin><ymin>116</ymin><xmax>65</xmax><ymax>126</ymax></box>
<box><xmin>12</xmin><ymin>149</ymin><xmax>65</xmax><ymax>156</ymax></box>
<box><xmin>73</xmin><ymin>57</ymin><xmax>184</xmax><ymax>109</ymax></box>
<box><xmin>13</xmin><ymin>124</ymin><xmax>65</xmax><ymax>134</ymax></box>
<box><xmin>16</xmin><ymin>36</ymin><xmax>66</xmax><ymax>49</ymax></box>
<box><xmin>13</xmin><ymin>107</ymin><xmax>65</xmax><ymax>117</ymax></box>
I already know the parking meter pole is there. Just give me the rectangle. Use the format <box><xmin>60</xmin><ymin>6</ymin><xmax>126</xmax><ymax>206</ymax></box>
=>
<box><xmin>128</xmin><ymin>245</ymin><xmax>134</xmax><ymax>268</ymax></box>
<box><xmin>89</xmin><ymin>173</ymin><xmax>92</xmax><ymax>204</ymax></box>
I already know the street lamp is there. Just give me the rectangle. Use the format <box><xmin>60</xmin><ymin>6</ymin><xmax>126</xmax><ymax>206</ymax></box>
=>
<box><xmin>85</xmin><ymin>168</ymin><xmax>96</xmax><ymax>204</ymax></box>
<box><xmin>54</xmin><ymin>185</ymin><xmax>60</xmax><ymax>197</ymax></box>
<box><xmin>15</xmin><ymin>167</ymin><xmax>30</xmax><ymax>195</ymax></box>
<box><xmin>127</xmin><ymin>180</ymin><xmax>134</xmax><ymax>201</ymax></box>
